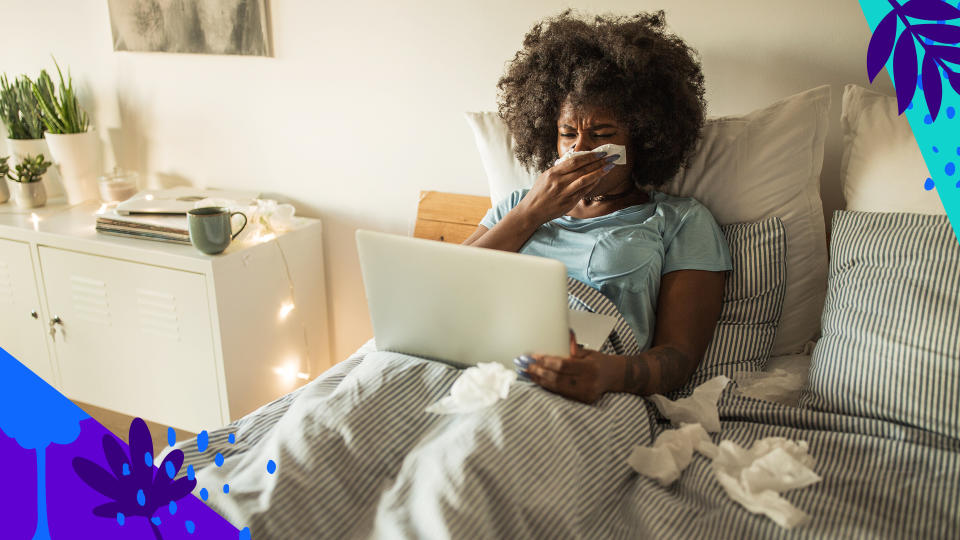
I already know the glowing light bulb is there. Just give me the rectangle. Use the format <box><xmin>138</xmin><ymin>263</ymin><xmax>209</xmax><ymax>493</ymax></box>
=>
<box><xmin>144</xmin><ymin>194</ymin><xmax>155</xmax><ymax>201</ymax></box>
<box><xmin>278</xmin><ymin>302</ymin><xmax>295</xmax><ymax>320</ymax></box>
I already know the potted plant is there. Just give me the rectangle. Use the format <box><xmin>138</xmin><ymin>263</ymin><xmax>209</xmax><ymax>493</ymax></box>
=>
<box><xmin>0</xmin><ymin>156</ymin><xmax>9</xmax><ymax>203</ymax></box>
<box><xmin>5</xmin><ymin>153</ymin><xmax>51</xmax><ymax>208</ymax></box>
<box><xmin>0</xmin><ymin>73</ymin><xmax>64</xmax><ymax>198</ymax></box>
<box><xmin>33</xmin><ymin>59</ymin><xmax>98</xmax><ymax>205</ymax></box>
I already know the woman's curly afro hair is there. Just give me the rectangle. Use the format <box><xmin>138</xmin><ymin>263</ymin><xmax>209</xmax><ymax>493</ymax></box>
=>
<box><xmin>497</xmin><ymin>10</ymin><xmax>706</xmax><ymax>188</ymax></box>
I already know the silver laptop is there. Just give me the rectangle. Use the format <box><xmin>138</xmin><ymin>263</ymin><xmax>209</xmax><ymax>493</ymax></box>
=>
<box><xmin>357</xmin><ymin>230</ymin><xmax>572</xmax><ymax>368</ymax></box>
<box><xmin>356</xmin><ymin>230</ymin><xmax>617</xmax><ymax>369</ymax></box>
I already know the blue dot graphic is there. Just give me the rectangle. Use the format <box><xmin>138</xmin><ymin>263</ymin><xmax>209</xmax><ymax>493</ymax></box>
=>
<box><xmin>137</xmin><ymin>489</ymin><xmax>146</xmax><ymax>506</ymax></box>
<box><xmin>145</xmin><ymin>452</ymin><xmax>152</xmax><ymax>466</ymax></box>
<box><xmin>122</xmin><ymin>463</ymin><xmax>130</xmax><ymax>476</ymax></box>
<box><xmin>167</xmin><ymin>427</ymin><xmax>176</xmax><ymax>447</ymax></box>
<box><xmin>199</xmin><ymin>488</ymin><xmax>208</xmax><ymax>501</ymax></box>
<box><xmin>918</xmin><ymin>74</ymin><xmax>924</xmax><ymax>90</ymax></box>
<box><xmin>948</xmin><ymin>107</ymin><xmax>956</xmax><ymax>119</ymax></box>
<box><xmin>239</xmin><ymin>527</ymin><xmax>251</xmax><ymax>540</ymax></box>
<box><xmin>956</xmin><ymin>146</ymin><xmax>960</xmax><ymax>156</ymax></box>
<box><xmin>197</xmin><ymin>430</ymin><xmax>209</xmax><ymax>453</ymax></box>
<box><xmin>907</xmin><ymin>102</ymin><xmax>914</xmax><ymax>110</ymax></box>
<box><xmin>215</xmin><ymin>453</ymin><xmax>224</xmax><ymax>467</ymax></box>
<box><xmin>924</xmin><ymin>177</ymin><xmax>935</xmax><ymax>190</ymax></box>
<box><xmin>169</xmin><ymin>500</ymin><xmax>178</xmax><ymax>515</ymax></box>
<box><xmin>933</xmin><ymin>146</ymin><xmax>940</xmax><ymax>153</ymax></box>
<box><xmin>186</xmin><ymin>521</ymin><xmax>196</xmax><ymax>534</ymax></box>
<box><xmin>228</xmin><ymin>433</ymin><xmax>236</xmax><ymax>444</ymax></box>
<box><xmin>116</xmin><ymin>512</ymin><xmax>125</xmax><ymax>526</ymax></box>
<box><xmin>151</xmin><ymin>516</ymin><xmax>162</xmax><ymax>526</ymax></box>
<box><xmin>924</xmin><ymin>114</ymin><xmax>933</xmax><ymax>125</ymax></box>
<box><xmin>165</xmin><ymin>461</ymin><xmax>176</xmax><ymax>479</ymax></box>
<box><xmin>187</xmin><ymin>464</ymin><xmax>195</xmax><ymax>480</ymax></box>
<box><xmin>956</xmin><ymin>179</ymin><xmax>960</xmax><ymax>188</ymax></box>
<box><xmin>947</xmin><ymin>162</ymin><xmax>956</xmax><ymax>176</ymax></box>
<box><xmin>223</xmin><ymin>483</ymin><xmax>230</xmax><ymax>494</ymax></box>
<box><xmin>267</xmin><ymin>460</ymin><xmax>277</xmax><ymax>474</ymax></box>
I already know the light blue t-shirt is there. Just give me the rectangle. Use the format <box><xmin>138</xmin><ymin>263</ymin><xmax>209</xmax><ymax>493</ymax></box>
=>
<box><xmin>480</xmin><ymin>189</ymin><xmax>732</xmax><ymax>350</ymax></box>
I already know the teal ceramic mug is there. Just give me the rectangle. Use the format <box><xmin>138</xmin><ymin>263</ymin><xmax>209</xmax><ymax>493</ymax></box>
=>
<box><xmin>188</xmin><ymin>207</ymin><xmax>248</xmax><ymax>255</ymax></box>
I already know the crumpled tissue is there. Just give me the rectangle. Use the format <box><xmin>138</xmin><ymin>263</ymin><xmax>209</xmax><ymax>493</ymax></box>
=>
<box><xmin>626</xmin><ymin>423</ymin><xmax>714</xmax><ymax>486</ymax></box>
<box><xmin>628</xmin><ymin>376</ymin><xmax>820</xmax><ymax>529</ymax></box>
<box><xmin>647</xmin><ymin>375</ymin><xmax>730</xmax><ymax>433</ymax></box>
<box><xmin>711</xmin><ymin>438</ymin><xmax>821</xmax><ymax>529</ymax></box>
<box><xmin>555</xmin><ymin>143</ymin><xmax>628</xmax><ymax>166</ymax></box>
<box><xmin>425</xmin><ymin>362</ymin><xmax>516</xmax><ymax>415</ymax></box>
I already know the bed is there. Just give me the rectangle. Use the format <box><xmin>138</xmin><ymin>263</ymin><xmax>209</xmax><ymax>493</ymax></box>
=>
<box><xmin>166</xmin><ymin>85</ymin><xmax>960</xmax><ymax>538</ymax></box>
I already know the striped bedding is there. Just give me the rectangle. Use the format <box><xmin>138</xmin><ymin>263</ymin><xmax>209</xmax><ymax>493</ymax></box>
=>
<box><xmin>171</xmin><ymin>280</ymin><xmax>960</xmax><ymax>539</ymax></box>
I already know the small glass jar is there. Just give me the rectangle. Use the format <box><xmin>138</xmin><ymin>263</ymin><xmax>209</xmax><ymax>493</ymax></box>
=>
<box><xmin>98</xmin><ymin>168</ymin><xmax>140</xmax><ymax>203</ymax></box>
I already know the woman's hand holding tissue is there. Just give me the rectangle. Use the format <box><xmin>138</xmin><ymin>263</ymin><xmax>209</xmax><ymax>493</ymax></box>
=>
<box><xmin>517</xmin><ymin>150</ymin><xmax>615</xmax><ymax>223</ymax></box>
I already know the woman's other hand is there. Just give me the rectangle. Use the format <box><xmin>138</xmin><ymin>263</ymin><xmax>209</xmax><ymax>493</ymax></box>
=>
<box><xmin>518</xmin><ymin>151</ymin><xmax>618</xmax><ymax>224</ymax></box>
<box><xmin>522</xmin><ymin>331</ymin><xmax>618</xmax><ymax>403</ymax></box>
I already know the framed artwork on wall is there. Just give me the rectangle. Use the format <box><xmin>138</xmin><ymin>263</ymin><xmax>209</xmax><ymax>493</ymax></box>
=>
<box><xmin>107</xmin><ymin>0</ymin><xmax>270</xmax><ymax>57</ymax></box>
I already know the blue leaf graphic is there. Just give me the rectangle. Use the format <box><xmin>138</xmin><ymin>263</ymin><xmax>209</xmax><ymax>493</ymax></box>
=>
<box><xmin>930</xmin><ymin>44</ymin><xmax>960</xmax><ymax>63</ymax></box>
<box><xmin>913</xmin><ymin>23</ymin><xmax>960</xmax><ymax>42</ymax></box>
<box><xmin>868</xmin><ymin>11</ymin><xmax>900</xmax><ymax>81</ymax></box>
<box><xmin>922</xmin><ymin>53</ymin><xmax>943</xmax><ymax>119</ymax></box>
<box><xmin>901</xmin><ymin>0</ymin><xmax>960</xmax><ymax>21</ymax></box>
<box><xmin>893</xmin><ymin>30</ymin><xmax>920</xmax><ymax>113</ymax></box>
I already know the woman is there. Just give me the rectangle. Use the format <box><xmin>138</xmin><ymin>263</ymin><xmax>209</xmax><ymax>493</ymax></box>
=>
<box><xmin>463</xmin><ymin>10</ymin><xmax>731</xmax><ymax>403</ymax></box>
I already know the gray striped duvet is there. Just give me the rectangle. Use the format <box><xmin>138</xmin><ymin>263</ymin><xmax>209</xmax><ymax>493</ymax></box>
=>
<box><xmin>170</xmin><ymin>272</ymin><xmax>960</xmax><ymax>539</ymax></box>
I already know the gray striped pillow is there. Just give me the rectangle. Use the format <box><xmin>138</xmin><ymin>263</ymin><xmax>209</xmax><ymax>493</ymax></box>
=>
<box><xmin>799</xmin><ymin>211</ymin><xmax>960</xmax><ymax>438</ymax></box>
<box><xmin>681</xmin><ymin>217</ymin><xmax>787</xmax><ymax>391</ymax></box>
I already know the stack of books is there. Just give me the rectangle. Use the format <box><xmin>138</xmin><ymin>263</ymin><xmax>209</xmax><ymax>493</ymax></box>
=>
<box><xmin>95</xmin><ymin>209</ymin><xmax>190</xmax><ymax>245</ymax></box>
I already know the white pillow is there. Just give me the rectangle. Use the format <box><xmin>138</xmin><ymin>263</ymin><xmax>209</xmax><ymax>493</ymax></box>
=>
<box><xmin>840</xmin><ymin>84</ymin><xmax>946</xmax><ymax>215</ymax></box>
<box><xmin>465</xmin><ymin>85</ymin><xmax>832</xmax><ymax>356</ymax></box>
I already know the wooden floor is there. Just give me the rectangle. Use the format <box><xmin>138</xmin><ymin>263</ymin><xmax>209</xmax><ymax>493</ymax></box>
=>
<box><xmin>76</xmin><ymin>401</ymin><xmax>196</xmax><ymax>456</ymax></box>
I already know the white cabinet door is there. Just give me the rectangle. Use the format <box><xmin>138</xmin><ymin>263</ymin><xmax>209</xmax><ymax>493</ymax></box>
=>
<box><xmin>0</xmin><ymin>238</ymin><xmax>54</xmax><ymax>383</ymax></box>
<box><xmin>39</xmin><ymin>247</ymin><xmax>224</xmax><ymax>433</ymax></box>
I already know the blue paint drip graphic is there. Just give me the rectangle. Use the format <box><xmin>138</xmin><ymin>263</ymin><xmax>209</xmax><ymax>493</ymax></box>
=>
<box><xmin>239</xmin><ymin>526</ymin><xmax>252</xmax><ymax>540</ymax></box>
<box><xmin>199</xmin><ymin>488</ymin><xmax>208</xmax><ymax>501</ymax></box>
<box><xmin>167</xmin><ymin>427</ymin><xmax>176</xmax><ymax>447</ymax></box>
<box><xmin>267</xmin><ymin>460</ymin><xmax>277</xmax><ymax>474</ymax></box>
<box><xmin>186</xmin><ymin>520</ymin><xmax>196</xmax><ymax>534</ymax></box>
<box><xmin>215</xmin><ymin>452</ymin><xmax>225</xmax><ymax>467</ymax></box>
<box><xmin>116</xmin><ymin>512</ymin><xmax>125</xmax><ymax>526</ymax></box>
<box><xmin>136</xmin><ymin>489</ymin><xmax>146</xmax><ymax>506</ymax></box>
<box><xmin>169</xmin><ymin>500</ymin><xmax>178</xmax><ymax>515</ymax></box>
<box><xmin>197</xmin><ymin>430</ymin><xmax>209</xmax><ymax>453</ymax></box>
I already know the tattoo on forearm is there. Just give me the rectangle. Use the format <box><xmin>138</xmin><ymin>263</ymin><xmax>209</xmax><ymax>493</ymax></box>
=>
<box><xmin>622</xmin><ymin>346</ymin><xmax>693</xmax><ymax>395</ymax></box>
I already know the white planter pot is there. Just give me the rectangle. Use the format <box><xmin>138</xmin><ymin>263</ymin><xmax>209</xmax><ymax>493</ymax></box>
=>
<box><xmin>5</xmin><ymin>138</ymin><xmax>64</xmax><ymax>198</ymax></box>
<box><xmin>7</xmin><ymin>179</ymin><xmax>47</xmax><ymax>209</ymax></box>
<box><xmin>44</xmin><ymin>131</ymin><xmax>100</xmax><ymax>205</ymax></box>
<box><xmin>0</xmin><ymin>177</ymin><xmax>9</xmax><ymax>204</ymax></box>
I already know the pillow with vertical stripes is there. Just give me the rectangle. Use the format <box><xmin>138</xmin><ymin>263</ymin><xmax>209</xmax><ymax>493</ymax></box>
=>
<box><xmin>799</xmin><ymin>211</ymin><xmax>960</xmax><ymax>438</ymax></box>
<box><xmin>679</xmin><ymin>216</ymin><xmax>787</xmax><ymax>392</ymax></box>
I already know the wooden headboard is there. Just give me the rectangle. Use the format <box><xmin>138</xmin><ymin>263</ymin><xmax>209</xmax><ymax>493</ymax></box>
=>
<box><xmin>414</xmin><ymin>191</ymin><xmax>491</xmax><ymax>244</ymax></box>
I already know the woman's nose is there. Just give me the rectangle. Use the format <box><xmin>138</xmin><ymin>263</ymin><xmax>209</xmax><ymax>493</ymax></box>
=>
<box><xmin>574</xmin><ymin>135</ymin><xmax>596</xmax><ymax>151</ymax></box>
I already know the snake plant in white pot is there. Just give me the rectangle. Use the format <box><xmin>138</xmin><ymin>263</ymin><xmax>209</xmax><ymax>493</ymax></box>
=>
<box><xmin>33</xmin><ymin>61</ymin><xmax>98</xmax><ymax>205</ymax></box>
<box><xmin>5</xmin><ymin>154</ymin><xmax>52</xmax><ymax>208</ymax></box>
<box><xmin>0</xmin><ymin>73</ymin><xmax>64</xmax><ymax>199</ymax></box>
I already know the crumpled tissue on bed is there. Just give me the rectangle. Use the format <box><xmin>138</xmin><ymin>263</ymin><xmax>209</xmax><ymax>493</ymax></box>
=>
<box><xmin>554</xmin><ymin>143</ymin><xmax>628</xmax><ymax>166</ymax></box>
<box><xmin>629</xmin><ymin>376</ymin><xmax>821</xmax><ymax>529</ymax></box>
<box><xmin>425</xmin><ymin>362</ymin><xmax>516</xmax><ymax>414</ymax></box>
<box><xmin>647</xmin><ymin>375</ymin><xmax>730</xmax><ymax>432</ymax></box>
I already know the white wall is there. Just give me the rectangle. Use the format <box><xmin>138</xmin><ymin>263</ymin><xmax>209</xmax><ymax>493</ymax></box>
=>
<box><xmin>0</xmin><ymin>0</ymin><xmax>891</xmax><ymax>364</ymax></box>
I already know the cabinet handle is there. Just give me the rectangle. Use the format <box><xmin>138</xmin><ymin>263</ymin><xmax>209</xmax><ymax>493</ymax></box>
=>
<box><xmin>49</xmin><ymin>316</ymin><xmax>63</xmax><ymax>340</ymax></box>
<box><xmin>31</xmin><ymin>310</ymin><xmax>39</xmax><ymax>319</ymax></box>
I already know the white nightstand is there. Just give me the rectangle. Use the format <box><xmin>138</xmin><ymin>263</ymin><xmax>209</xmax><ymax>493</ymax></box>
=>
<box><xmin>0</xmin><ymin>200</ymin><xmax>331</xmax><ymax>433</ymax></box>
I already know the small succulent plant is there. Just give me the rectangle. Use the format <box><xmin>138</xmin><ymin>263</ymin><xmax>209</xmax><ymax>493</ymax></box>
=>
<box><xmin>6</xmin><ymin>154</ymin><xmax>51</xmax><ymax>183</ymax></box>
<box><xmin>0</xmin><ymin>73</ymin><xmax>45</xmax><ymax>139</ymax></box>
<box><xmin>0</xmin><ymin>156</ymin><xmax>9</xmax><ymax>179</ymax></box>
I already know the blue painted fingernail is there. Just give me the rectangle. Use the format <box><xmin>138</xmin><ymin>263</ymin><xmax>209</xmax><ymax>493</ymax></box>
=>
<box><xmin>605</xmin><ymin>155</ymin><xmax>620</xmax><ymax>163</ymax></box>
<box><xmin>517</xmin><ymin>370</ymin><xmax>531</xmax><ymax>381</ymax></box>
<box><xmin>593</xmin><ymin>150</ymin><xmax>607</xmax><ymax>157</ymax></box>
<box><xmin>602</xmin><ymin>163</ymin><xmax>615</xmax><ymax>172</ymax></box>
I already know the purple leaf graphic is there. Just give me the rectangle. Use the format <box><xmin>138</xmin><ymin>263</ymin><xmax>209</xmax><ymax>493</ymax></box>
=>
<box><xmin>868</xmin><ymin>11</ymin><xmax>899</xmax><ymax>81</ymax></box>
<box><xmin>901</xmin><ymin>0</ymin><xmax>960</xmax><ymax>21</ymax></box>
<box><xmin>913</xmin><ymin>23</ymin><xmax>960</xmax><ymax>43</ymax></box>
<box><xmin>930</xmin><ymin>44</ymin><xmax>960</xmax><ymax>63</ymax></box>
<box><xmin>893</xmin><ymin>30</ymin><xmax>920</xmax><ymax>113</ymax></box>
<box><xmin>948</xmin><ymin>69</ymin><xmax>960</xmax><ymax>95</ymax></box>
<box><xmin>921</xmin><ymin>53</ymin><xmax>943</xmax><ymax>119</ymax></box>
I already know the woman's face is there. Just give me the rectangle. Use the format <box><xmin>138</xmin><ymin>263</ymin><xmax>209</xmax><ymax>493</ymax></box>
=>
<box><xmin>556</xmin><ymin>102</ymin><xmax>634</xmax><ymax>195</ymax></box>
